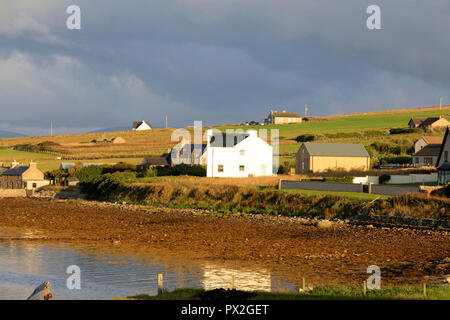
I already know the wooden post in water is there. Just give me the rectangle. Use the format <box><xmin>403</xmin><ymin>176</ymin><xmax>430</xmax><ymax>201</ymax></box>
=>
<box><xmin>157</xmin><ymin>273</ymin><xmax>163</xmax><ymax>295</ymax></box>
<box><xmin>363</xmin><ymin>281</ymin><xmax>367</xmax><ymax>296</ymax></box>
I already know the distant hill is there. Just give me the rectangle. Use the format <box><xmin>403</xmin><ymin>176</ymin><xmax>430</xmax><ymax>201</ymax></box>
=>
<box><xmin>88</xmin><ymin>126</ymin><xmax>130</xmax><ymax>133</ymax></box>
<box><xmin>0</xmin><ymin>130</ymin><xmax>26</xmax><ymax>138</ymax></box>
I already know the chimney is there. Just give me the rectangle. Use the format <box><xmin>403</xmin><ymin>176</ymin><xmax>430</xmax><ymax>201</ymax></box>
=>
<box><xmin>29</xmin><ymin>161</ymin><xmax>37</xmax><ymax>169</ymax></box>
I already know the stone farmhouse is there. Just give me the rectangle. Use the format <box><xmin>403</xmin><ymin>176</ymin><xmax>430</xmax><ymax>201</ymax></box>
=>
<box><xmin>265</xmin><ymin>110</ymin><xmax>302</xmax><ymax>125</ymax></box>
<box><xmin>0</xmin><ymin>161</ymin><xmax>49</xmax><ymax>190</ymax></box>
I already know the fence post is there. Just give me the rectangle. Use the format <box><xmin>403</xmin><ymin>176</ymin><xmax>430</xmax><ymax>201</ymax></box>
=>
<box><xmin>278</xmin><ymin>179</ymin><xmax>282</xmax><ymax>190</ymax></box>
<box><xmin>360</xmin><ymin>183</ymin><xmax>364</xmax><ymax>193</ymax></box>
<box><xmin>157</xmin><ymin>273</ymin><xmax>163</xmax><ymax>295</ymax></box>
<box><xmin>302</xmin><ymin>277</ymin><xmax>306</xmax><ymax>290</ymax></box>
<box><xmin>368</xmin><ymin>183</ymin><xmax>373</xmax><ymax>194</ymax></box>
<box><xmin>423</xmin><ymin>281</ymin><xmax>427</xmax><ymax>298</ymax></box>
<box><xmin>363</xmin><ymin>281</ymin><xmax>367</xmax><ymax>296</ymax></box>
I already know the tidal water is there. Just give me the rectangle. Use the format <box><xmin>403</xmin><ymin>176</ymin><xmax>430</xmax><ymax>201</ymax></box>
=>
<box><xmin>0</xmin><ymin>228</ymin><xmax>298</xmax><ymax>300</ymax></box>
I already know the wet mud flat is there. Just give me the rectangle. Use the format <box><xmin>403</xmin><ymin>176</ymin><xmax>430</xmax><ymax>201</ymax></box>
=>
<box><xmin>0</xmin><ymin>198</ymin><xmax>449</xmax><ymax>286</ymax></box>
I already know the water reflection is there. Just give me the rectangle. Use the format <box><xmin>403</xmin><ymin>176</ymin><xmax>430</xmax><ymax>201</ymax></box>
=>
<box><xmin>0</xmin><ymin>240</ymin><xmax>302</xmax><ymax>300</ymax></box>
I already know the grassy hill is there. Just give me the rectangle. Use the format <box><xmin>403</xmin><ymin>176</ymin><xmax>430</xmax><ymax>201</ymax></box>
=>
<box><xmin>0</xmin><ymin>105</ymin><xmax>449</xmax><ymax>172</ymax></box>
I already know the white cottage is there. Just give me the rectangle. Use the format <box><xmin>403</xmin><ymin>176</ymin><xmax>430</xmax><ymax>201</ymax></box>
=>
<box><xmin>206</xmin><ymin>129</ymin><xmax>273</xmax><ymax>178</ymax></box>
<box><xmin>132</xmin><ymin>120</ymin><xmax>152</xmax><ymax>131</ymax></box>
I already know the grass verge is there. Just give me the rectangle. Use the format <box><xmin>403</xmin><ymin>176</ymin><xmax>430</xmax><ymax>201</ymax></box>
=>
<box><xmin>130</xmin><ymin>285</ymin><xmax>450</xmax><ymax>300</ymax></box>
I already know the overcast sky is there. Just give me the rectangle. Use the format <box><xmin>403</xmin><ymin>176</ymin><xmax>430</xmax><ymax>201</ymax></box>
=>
<box><xmin>1</xmin><ymin>0</ymin><xmax>450</xmax><ymax>136</ymax></box>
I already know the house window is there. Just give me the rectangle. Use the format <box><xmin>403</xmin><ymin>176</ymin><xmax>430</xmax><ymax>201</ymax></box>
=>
<box><xmin>239</xmin><ymin>150</ymin><xmax>245</xmax><ymax>156</ymax></box>
<box><xmin>218</xmin><ymin>165</ymin><xmax>224</xmax><ymax>173</ymax></box>
<box><xmin>415</xmin><ymin>157</ymin><xmax>419</xmax><ymax>164</ymax></box>
<box><xmin>239</xmin><ymin>165</ymin><xmax>245</xmax><ymax>172</ymax></box>
<box><xmin>445</xmin><ymin>151</ymin><xmax>448</xmax><ymax>162</ymax></box>
<box><xmin>32</xmin><ymin>183</ymin><xmax>37</xmax><ymax>188</ymax></box>
<box><xmin>424</xmin><ymin>158</ymin><xmax>433</xmax><ymax>166</ymax></box>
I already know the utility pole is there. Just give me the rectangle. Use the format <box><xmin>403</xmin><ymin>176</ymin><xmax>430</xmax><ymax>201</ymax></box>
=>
<box><xmin>50</xmin><ymin>120</ymin><xmax>53</xmax><ymax>136</ymax></box>
<box><xmin>305</xmin><ymin>104</ymin><xmax>308</xmax><ymax>117</ymax></box>
<box><xmin>440</xmin><ymin>96</ymin><xmax>442</xmax><ymax>118</ymax></box>
<box><xmin>165</xmin><ymin>115</ymin><xmax>168</xmax><ymax>129</ymax></box>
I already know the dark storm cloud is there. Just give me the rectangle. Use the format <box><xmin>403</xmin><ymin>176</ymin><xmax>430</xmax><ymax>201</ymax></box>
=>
<box><xmin>0</xmin><ymin>0</ymin><xmax>449</xmax><ymax>135</ymax></box>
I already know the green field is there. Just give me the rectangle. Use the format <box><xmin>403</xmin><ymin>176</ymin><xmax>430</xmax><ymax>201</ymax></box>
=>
<box><xmin>281</xmin><ymin>189</ymin><xmax>390</xmax><ymax>201</ymax></box>
<box><xmin>218</xmin><ymin>107</ymin><xmax>450</xmax><ymax>137</ymax></box>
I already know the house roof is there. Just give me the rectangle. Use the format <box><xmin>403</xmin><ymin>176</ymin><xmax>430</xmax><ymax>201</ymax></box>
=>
<box><xmin>419</xmin><ymin>117</ymin><xmax>441</xmax><ymax>128</ymax></box>
<box><xmin>409</xmin><ymin>118</ymin><xmax>426</xmax><ymax>126</ymax></box>
<box><xmin>272</xmin><ymin>111</ymin><xmax>301</xmax><ymax>118</ymax></box>
<box><xmin>421</xmin><ymin>136</ymin><xmax>444</xmax><ymax>144</ymax></box>
<box><xmin>438</xmin><ymin>162</ymin><xmax>450</xmax><ymax>170</ymax></box>
<box><xmin>1</xmin><ymin>166</ymin><xmax>29</xmax><ymax>176</ymax></box>
<box><xmin>132</xmin><ymin>120</ymin><xmax>152</xmax><ymax>129</ymax></box>
<box><xmin>436</xmin><ymin>126</ymin><xmax>449</xmax><ymax>166</ymax></box>
<box><xmin>413</xmin><ymin>144</ymin><xmax>442</xmax><ymax>157</ymax></box>
<box><xmin>302</xmin><ymin>143</ymin><xmax>370</xmax><ymax>157</ymax></box>
<box><xmin>210</xmin><ymin>133</ymin><xmax>249</xmax><ymax>147</ymax></box>
<box><xmin>175</xmin><ymin>143</ymin><xmax>207</xmax><ymax>155</ymax></box>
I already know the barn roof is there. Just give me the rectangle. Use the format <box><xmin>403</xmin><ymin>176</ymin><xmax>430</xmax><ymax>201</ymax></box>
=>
<box><xmin>302</xmin><ymin>143</ymin><xmax>370</xmax><ymax>157</ymax></box>
<box><xmin>272</xmin><ymin>111</ymin><xmax>301</xmax><ymax>118</ymax></box>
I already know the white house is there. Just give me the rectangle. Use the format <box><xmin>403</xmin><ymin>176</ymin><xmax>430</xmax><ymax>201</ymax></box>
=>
<box><xmin>206</xmin><ymin>129</ymin><xmax>273</xmax><ymax>178</ymax></box>
<box><xmin>132</xmin><ymin>120</ymin><xmax>152</xmax><ymax>131</ymax></box>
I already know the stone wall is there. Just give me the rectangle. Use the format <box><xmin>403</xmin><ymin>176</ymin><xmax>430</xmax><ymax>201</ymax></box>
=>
<box><xmin>0</xmin><ymin>189</ymin><xmax>27</xmax><ymax>197</ymax></box>
<box><xmin>280</xmin><ymin>180</ymin><xmax>419</xmax><ymax>196</ymax></box>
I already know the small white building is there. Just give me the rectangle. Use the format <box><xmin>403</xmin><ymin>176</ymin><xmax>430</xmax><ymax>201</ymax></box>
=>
<box><xmin>206</xmin><ymin>129</ymin><xmax>273</xmax><ymax>178</ymax></box>
<box><xmin>132</xmin><ymin>120</ymin><xmax>152</xmax><ymax>131</ymax></box>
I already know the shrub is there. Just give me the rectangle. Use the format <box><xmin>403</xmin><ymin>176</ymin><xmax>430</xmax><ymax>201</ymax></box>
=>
<box><xmin>370</xmin><ymin>142</ymin><xmax>391</xmax><ymax>154</ymax></box>
<box><xmin>76</xmin><ymin>165</ymin><xmax>104</xmax><ymax>183</ymax></box>
<box><xmin>379</xmin><ymin>174</ymin><xmax>391</xmax><ymax>184</ymax></box>
<box><xmin>44</xmin><ymin>169</ymin><xmax>69</xmax><ymax>180</ymax></box>
<box><xmin>295</xmin><ymin>134</ymin><xmax>316</xmax><ymax>142</ymax></box>
<box><xmin>389</xmin><ymin>146</ymin><xmax>402</xmax><ymax>155</ymax></box>
<box><xmin>277</xmin><ymin>161</ymin><xmax>295</xmax><ymax>174</ymax></box>
<box><xmin>156</xmin><ymin>164</ymin><xmax>206</xmax><ymax>177</ymax></box>
<box><xmin>144</xmin><ymin>168</ymin><xmax>157</xmax><ymax>177</ymax></box>
<box><xmin>389</xmin><ymin>128</ymin><xmax>423</xmax><ymax>135</ymax></box>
